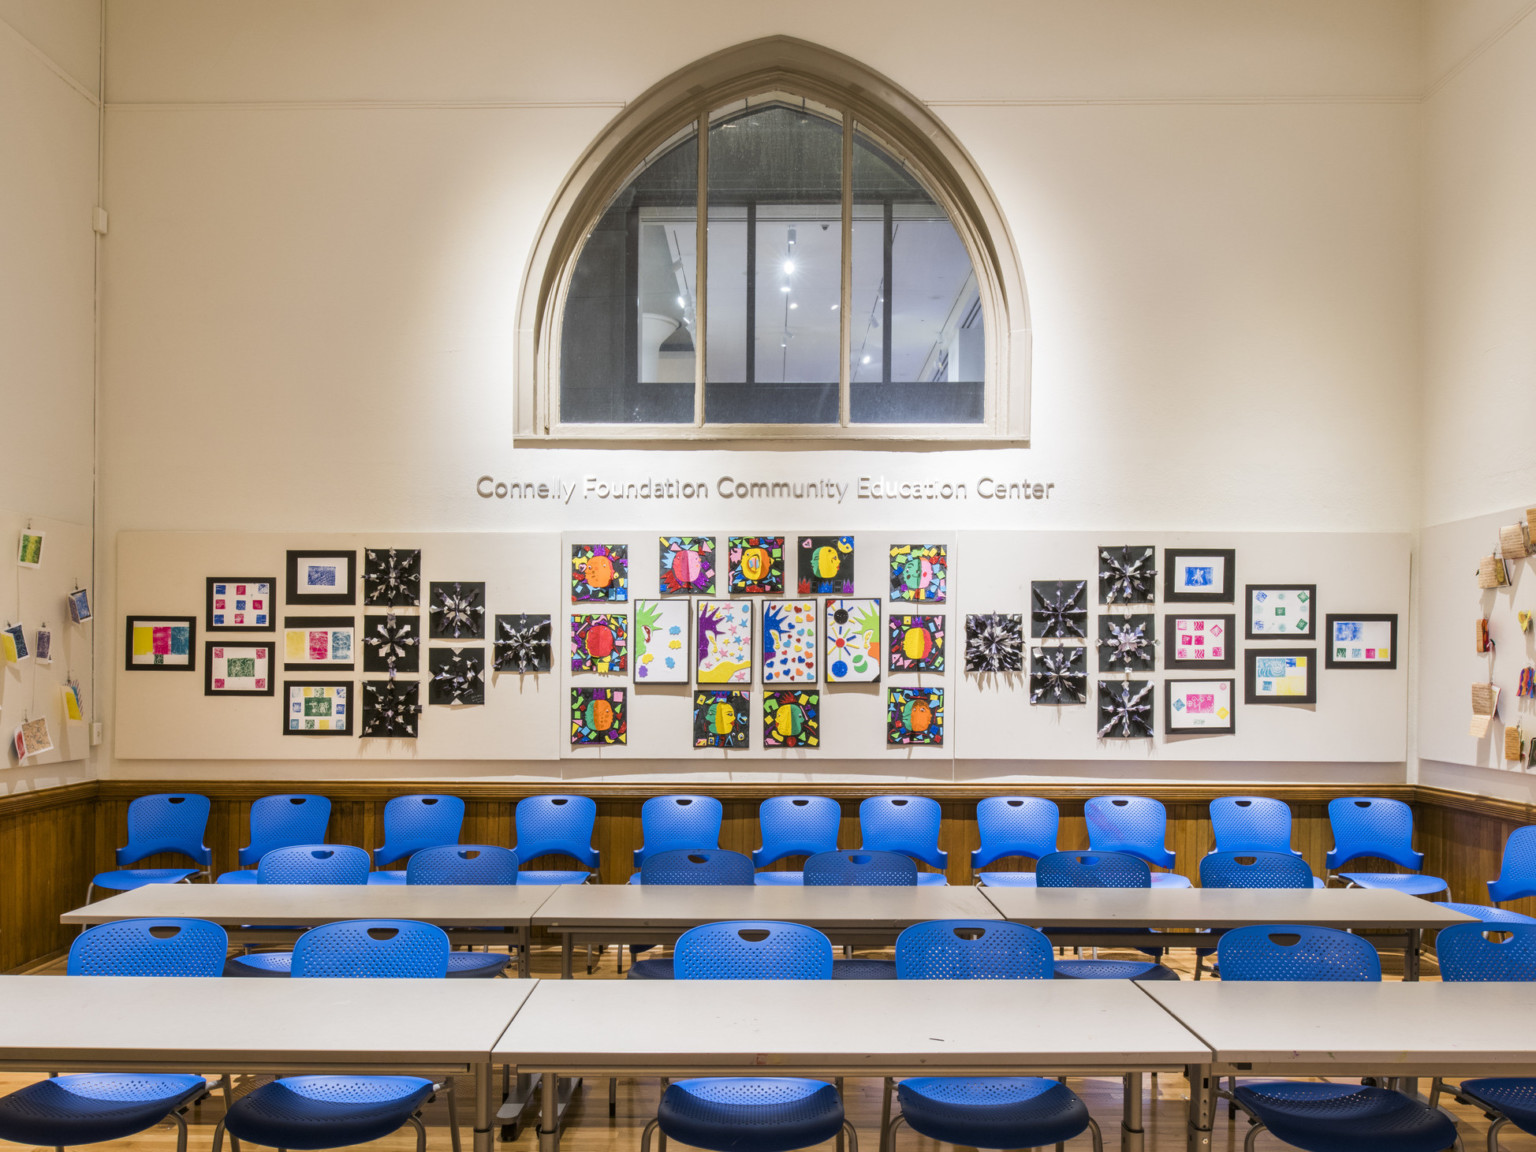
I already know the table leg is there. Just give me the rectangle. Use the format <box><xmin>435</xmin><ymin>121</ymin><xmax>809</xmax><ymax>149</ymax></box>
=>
<box><xmin>1185</xmin><ymin>1065</ymin><xmax>1212</xmax><ymax>1152</ymax></box>
<box><xmin>562</xmin><ymin>935</ymin><xmax>573</xmax><ymax>980</ymax></box>
<box><xmin>1405</xmin><ymin>928</ymin><xmax>1421</xmax><ymax>981</ymax></box>
<box><xmin>1121</xmin><ymin>1072</ymin><xmax>1144</xmax><ymax>1152</ymax></box>
<box><xmin>517</xmin><ymin>931</ymin><xmax>530</xmax><ymax>979</ymax></box>
<box><xmin>538</xmin><ymin>1073</ymin><xmax>559</xmax><ymax>1152</ymax></box>
<box><xmin>474</xmin><ymin>1064</ymin><xmax>493</xmax><ymax>1152</ymax></box>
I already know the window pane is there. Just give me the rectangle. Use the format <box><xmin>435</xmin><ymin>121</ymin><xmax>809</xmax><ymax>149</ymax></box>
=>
<box><xmin>849</xmin><ymin>126</ymin><xmax>984</xmax><ymax>424</ymax></box>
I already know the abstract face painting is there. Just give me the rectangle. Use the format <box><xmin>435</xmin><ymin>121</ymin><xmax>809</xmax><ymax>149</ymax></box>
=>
<box><xmin>659</xmin><ymin>537</ymin><xmax>715</xmax><ymax>595</ymax></box>
<box><xmin>696</xmin><ymin>600</ymin><xmax>752</xmax><ymax>684</ymax></box>
<box><xmin>728</xmin><ymin>536</ymin><xmax>784</xmax><ymax>594</ymax></box>
<box><xmin>762</xmin><ymin>600</ymin><xmax>818</xmax><ymax>684</ymax></box>
<box><xmin>889</xmin><ymin>545</ymin><xmax>946</xmax><ymax>603</ymax></box>
<box><xmin>693</xmin><ymin>690</ymin><xmax>750</xmax><ymax>748</ymax></box>
<box><xmin>763</xmin><ymin>690</ymin><xmax>819</xmax><ymax>748</ymax></box>
<box><xmin>797</xmin><ymin>536</ymin><xmax>854</xmax><ymax>596</ymax></box>
<box><xmin>888</xmin><ymin>614</ymin><xmax>944</xmax><ymax>673</ymax></box>
<box><xmin>571</xmin><ymin>613</ymin><xmax>628</xmax><ymax>674</ymax></box>
<box><xmin>826</xmin><ymin>599</ymin><xmax>881</xmax><ymax>682</ymax></box>
<box><xmin>571</xmin><ymin>544</ymin><xmax>628</xmax><ymax>602</ymax></box>
<box><xmin>887</xmin><ymin>687</ymin><xmax>943</xmax><ymax>746</ymax></box>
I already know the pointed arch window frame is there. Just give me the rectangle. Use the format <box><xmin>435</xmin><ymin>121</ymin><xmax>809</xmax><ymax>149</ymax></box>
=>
<box><xmin>515</xmin><ymin>37</ymin><xmax>1031</xmax><ymax>442</ymax></box>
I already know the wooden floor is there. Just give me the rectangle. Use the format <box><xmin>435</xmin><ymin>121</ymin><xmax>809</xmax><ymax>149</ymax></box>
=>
<box><xmin>0</xmin><ymin>942</ymin><xmax>1523</xmax><ymax>1152</ymax></box>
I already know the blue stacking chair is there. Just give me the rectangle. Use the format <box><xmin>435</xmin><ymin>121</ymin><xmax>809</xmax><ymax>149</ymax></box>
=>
<box><xmin>859</xmin><ymin>796</ymin><xmax>948</xmax><ymax>885</ymax></box>
<box><xmin>626</xmin><ymin>850</ymin><xmax>754</xmax><ymax>979</ymax></box>
<box><xmin>889</xmin><ymin>921</ymin><xmax>1101</xmax><ymax>1151</ymax></box>
<box><xmin>240</xmin><ymin>794</ymin><xmax>332</xmax><ymax>865</ymax></box>
<box><xmin>1035</xmin><ymin>851</ymin><xmax>1179</xmax><ymax>981</ymax></box>
<box><xmin>406</xmin><ymin>845</ymin><xmax>518</xmax><ymax>978</ymax></box>
<box><xmin>631</xmin><ymin>795</ymin><xmax>724</xmax><ymax>878</ymax></box>
<box><xmin>1084</xmin><ymin>795</ymin><xmax>1191</xmax><ymax>888</ymax></box>
<box><xmin>0</xmin><ymin>918</ymin><xmax>229</xmax><ymax>1152</ymax></box>
<box><xmin>1437</xmin><ymin>902</ymin><xmax>1536</xmax><ymax>925</ymax></box>
<box><xmin>370</xmin><ymin>794</ymin><xmax>465</xmax><ymax>885</ymax></box>
<box><xmin>215</xmin><ymin>920</ymin><xmax>459</xmax><ymax>1152</ymax></box>
<box><xmin>88</xmin><ymin>793</ymin><xmax>212</xmax><ymax>901</ymax></box>
<box><xmin>1192</xmin><ymin>851</ymin><xmax>1314</xmax><ymax>978</ymax></box>
<box><xmin>1216</xmin><ymin>925</ymin><xmax>1459</xmax><ymax>1152</ymax></box>
<box><xmin>753</xmin><ymin>796</ymin><xmax>841</xmax><ymax>885</ymax></box>
<box><xmin>225</xmin><ymin>845</ymin><xmax>371</xmax><ymax>977</ymax></box>
<box><xmin>1326</xmin><ymin>797</ymin><xmax>1449</xmax><ymax>897</ymax></box>
<box><xmin>805</xmin><ymin>850</ymin><xmax>918</xmax><ymax>887</ymax></box>
<box><xmin>513</xmin><ymin>795</ymin><xmax>599</xmax><ymax>884</ymax></box>
<box><xmin>1209</xmin><ymin>797</ymin><xmax>1326</xmax><ymax>887</ymax></box>
<box><xmin>971</xmin><ymin>797</ymin><xmax>1058</xmax><ymax>887</ymax></box>
<box><xmin>1487</xmin><ymin>825</ymin><xmax>1536</xmax><ymax>906</ymax></box>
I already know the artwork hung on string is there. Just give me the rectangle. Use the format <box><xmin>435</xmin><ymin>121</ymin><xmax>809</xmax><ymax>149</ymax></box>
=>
<box><xmin>1099</xmin><ymin>546</ymin><xmax>1157</xmax><ymax>605</ymax></box>
<box><xmin>14</xmin><ymin>718</ymin><xmax>51</xmax><ymax>760</ymax></box>
<box><xmin>797</xmin><ymin>536</ymin><xmax>854</xmax><ymax>595</ymax></box>
<box><xmin>965</xmin><ymin>613</ymin><xmax>1024</xmax><ymax>673</ymax></box>
<box><xmin>67</xmin><ymin>587</ymin><xmax>92</xmax><ymax>624</ymax></box>
<box><xmin>204</xmin><ymin>640</ymin><xmax>275</xmax><ymax>696</ymax></box>
<box><xmin>696</xmin><ymin>601</ymin><xmax>752</xmax><ymax>684</ymax></box>
<box><xmin>1163</xmin><ymin>549</ymin><xmax>1235</xmax><ymax>604</ymax></box>
<box><xmin>1163</xmin><ymin>614</ymin><xmax>1235</xmax><ymax>670</ymax></box>
<box><xmin>887</xmin><ymin>687</ymin><xmax>943</xmax><ymax>746</ymax></box>
<box><xmin>826</xmin><ymin>599</ymin><xmax>881</xmax><ymax>682</ymax></box>
<box><xmin>1245</xmin><ymin>585</ymin><xmax>1316</xmax><ymax>640</ymax></box>
<box><xmin>571</xmin><ymin>613</ymin><xmax>628</xmax><ymax>675</ymax></box>
<box><xmin>571</xmin><ymin>544</ymin><xmax>628</xmax><ymax>602</ymax></box>
<box><xmin>728</xmin><ymin>536</ymin><xmax>784</xmax><ymax>594</ymax></box>
<box><xmin>493</xmin><ymin>613</ymin><xmax>552</xmax><ymax>674</ymax></box>
<box><xmin>363</xmin><ymin>548</ymin><xmax>421</xmax><ymax>607</ymax></box>
<box><xmin>888</xmin><ymin>614</ymin><xmax>944</xmax><ymax>674</ymax></box>
<box><xmin>361</xmin><ymin>680</ymin><xmax>421</xmax><ymax>737</ymax></box>
<box><xmin>33</xmin><ymin>626</ymin><xmax>50</xmax><ymax>664</ymax></box>
<box><xmin>1097</xmin><ymin>679</ymin><xmax>1154</xmax><ymax>738</ymax></box>
<box><xmin>1166</xmin><ymin>678</ymin><xmax>1235</xmax><ymax>734</ymax></box>
<box><xmin>124</xmin><ymin>615</ymin><xmax>195</xmax><ymax>670</ymax></box>
<box><xmin>633</xmin><ymin>600</ymin><xmax>688</xmax><ymax>682</ymax></box>
<box><xmin>763</xmin><ymin>690</ymin><xmax>819</xmax><ymax>748</ymax></box>
<box><xmin>571</xmin><ymin>687</ymin><xmax>626</xmax><ymax>746</ymax></box>
<box><xmin>693</xmin><ymin>690</ymin><xmax>750</xmax><ymax>749</ymax></box>
<box><xmin>1244</xmin><ymin>648</ymin><xmax>1317</xmax><ymax>704</ymax></box>
<box><xmin>16</xmin><ymin>530</ymin><xmax>43</xmax><ymax>568</ymax></box>
<box><xmin>761</xmin><ymin>600</ymin><xmax>818</xmax><ymax>684</ymax></box>
<box><xmin>206</xmin><ymin>578</ymin><xmax>274</xmax><ymax>631</ymax></box>
<box><xmin>285</xmin><ymin>551</ymin><xmax>356</xmax><ymax>606</ymax></box>
<box><xmin>1031</xmin><ymin>581</ymin><xmax>1088</xmax><ymax>640</ymax></box>
<box><xmin>283</xmin><ymin>617</ymin><xmax>355</xmax><ymax>671</ymax></box>
<box><xmin>659</xmin><ymin>536</ymin><xmax>716</xmax><ymax>596</ymax></box>
<box><xmin>283</xmin><ymin>681</ymin><xmax>352</xmax><ymax>735</ymax></box>
<box><xmin>1</xmin><ymin>623</ymin><xmax>26</xmax><ymax>663</ymax></box>
<box><xmin>889</xmin><ymin>544</ymin><xmax>946</xmax><ymax>603</ymax></box>
<box><xmin>1324</xmin><ymin>614</ymin><xmax>1397</xmax><ymax>670</ymax></box>
<box><xmin>1030</xmin><ymin>645</ymin><xmax>1087</xmax><ymax>705</ymax></box>
<box><xmin>428</xmin><ymin>582</ymin><xmax>485</xmax><ymax>640</ymax></box>
<box><xmin>63</xmin><ymin>680</ymin><xmax>84</xmax><ymax>721</ymax></box>
<box><xmin>1097</xmin><ymin>614</ymin><xmax>1156</xmax><ymax>673</ymax></box>
<box><xmin>362</xmin><ymin>614</ymin><xmax>420</xmax><ymax>676</ymax></box>
<box><xmin>428</xmin><ymin>647</ymin><xmax>485</xmax><ymax>706</ymax></box>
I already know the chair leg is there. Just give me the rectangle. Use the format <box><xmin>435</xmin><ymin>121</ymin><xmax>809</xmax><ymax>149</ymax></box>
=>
<box><xmin>878</xmin><ymin>1078</ymin><xmax>893</xmax><ymax>1152</ymax></box>
<box><xmin>172</xmin><ymin>1110</ymin><xmax>189</xmax><ymax>1152</ymax></box>
<box><xmin>609</xmin><ymin>1076</ymin><xmax>617</xmax><ymax>1116</ymax></box>
<box><xmin>1243</xmin><ymin>1121</ymin><xmax>1268</xmax><ymax>1152</ymax></box>
<box><xmin>835</xmin><ymin>1078</ymin><xmax>845</xmax><ymax>1152</ymax></box>
<box><xmin>1488</xmin><ymin>1115</ymin><xmax>1509</xmax><ymax>1152</ymax></box>
<box><xmin>884</xmin><ymin>1112</ymin><xmax>907</xmax><ymax>1152</ymax></box>
<box><xmin>640</xmin><ymin>1117</ymin><xmax>661</xmax><ymax>1152</ymax></box>
<box><xmin>658</xmin><ymin>1078</ymin><xmax>668</xmax><ymax>1152</ymax></box>
<box><xmin>212</xmin><ymin>1118</ymin><xmax>229</xmax><ymax>1152</ymax></box>
<box><xmin>1428</xmin><ymin>1077</ymin><xmax>1444</xmax><ymax>1109</ymax></box>
<box><xmin>407</xmin><ymin>1114</ymin><xmax>427</xmax><ymax>1152</ymax></box>
<box><xmin>443</xmin><ymin>1079</ymin><xmax>463</xmax><ymax>1152</ymax></box>
<box><xmin>221</xmin><ymin>1074</ymin><xmax>242</xmax><ymax>1152</ymax></box>
<box><xmin>1085</xmin><ymin>1115</ymin><xmax>1104</xmax><ymax>1152</ymax></box>
<box><xmin>841</xmin><ymin>1119</ymin><xmax>859</xmax><ymax>1152</ymax></box>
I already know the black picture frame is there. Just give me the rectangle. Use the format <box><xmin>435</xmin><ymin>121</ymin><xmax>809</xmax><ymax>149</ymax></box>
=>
<box><xmin>123</xmin><ymin>615</ymin><xmax>197</xmax><ymax>671</ymax></box>
<box><xmin>281</xmin><ymin>680</ymin><xmax>354</xmax><ymax>735</ymax></box>
<box><xmin>285</xmin><ymin>550</ymin><xmax>357</xmax><ymax>606</ymax></box>
<box><xmin>203</xmin><ymin>640</ymin><xmax>276</xmax><ymax>697</ymax></box>
<box><xmin>205</xmin><ymin>576</ymin><xmax>277</xmax><ymax>632</ymax></box>
<box><xmin>1244</xmin><ymin>647</ymin><xmax>1318</xmax><ymax>705</ymax></box>
<box><xmin>1245</xmin><ymin>584</ymin><xmax>1318</xmax><ymax>641</ymax></box>
<box><xmin>1324</xmin><ymin>613</ymin><xmax>1399</xmax><ymax>670</ymax></box>
<box><xmin>1163</xmin><ymin>613</ymin><xmax>1237</xmax><ymax>670</ymax></box>
<box><xmin>1165</xmin><ymin>677</ymin><xmax>1236</xmax><ymax>734</ymax></box>
<box><xmin>282</xmin><ymin>616</ymin><xmax>357</xmax><ymax>672</ymax></box>
<box><xmin>1163</xmin><ymin>548</ymin><xmax>1236</xmax><ymax>603</ymax></box>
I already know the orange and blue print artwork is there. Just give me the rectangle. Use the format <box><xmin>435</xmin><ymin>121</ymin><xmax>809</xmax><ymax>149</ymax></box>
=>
<box><xmin>797</xmin><ymin>536</ymin><xmax>854</xmax><ymax>595</ymax></box>
<box><xmin>763</xmin><ymin>690</ymin><xmax>819</xmax><ymax>748</ymax></box>
<box><xmin>571</xmin><ymin>687</ymin><xmax>626</xmax><ymax>746</ymax></box>
<box><xmin>659</xmin><ymin>536</ymin><xmax>715</xmax><ymax>595</ymax></box>
<box><xmin>887</xmin><ymin>687</ymin><xmax>943</xmax><ymax>746</ymax></box>
<box><xmin>889</xmin><ymin>544</ymin><xmax>946</xmax><ymax>603</ymax></box>
<box><xmin>571</xmin><ymin>544</ymin><xmax>627</xmax><ymax>602</ymax></box>
<box><xmin>693</xmin><ymin>690</ymin><xmax>749</xmax><ymax>748</ymax></box>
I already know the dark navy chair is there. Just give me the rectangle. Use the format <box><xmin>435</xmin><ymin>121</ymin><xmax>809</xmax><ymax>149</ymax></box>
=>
<box><xmin>858</xmin><ymin>796</ymin><xmax>947</xmax><ymax>885</ymax></box>
<box><xmin>970</xmin><ymin>797</ymin><xmax>1058</xmax><ymax>887</ymax></box>
<box><xmin>1034</xmin><ymin>851</ymin><xmax>1179</xmax><ymax>981</ymax></box>
<box><xmin>753</xmin><ymin>796</ymin><xmax>841</xmax><ymax>885</ymax></box>
<box><xmin>1326</xmin><ymin>797</ymin><xmax>1449</xmax><ymax>898</ymax></box>
<box><xmin>88</xmin><ymin>793</ymin><xmax>212</xmax><ymax>901</ymax></box>
<box><xmin>513</xmin><ymin>794</ymin><xmax>599</xmax><ymax>884</ymax></box>
<box><xmin>629</xmin><ymin>795</ymin><xmax>724</xmax><ymax>881</ymax></box>
<box><xmin>370</xmin><ymin>794</ymin><xmax>465</xmax><ymax>885</ymax></box>
<box><xmin>1487</xmin><ymin>825</ymin><xmax>1536</xmax><ymax>907</ymax></box>
<box><xmin>1084</xmin><ymin>795</ymin><xmax>1191</xmax><ymax>888</ymax></box>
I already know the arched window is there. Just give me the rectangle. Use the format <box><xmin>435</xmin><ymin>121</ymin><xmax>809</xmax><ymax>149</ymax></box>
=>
<box><xmin>517</xmin><ymin>38</ymin><xmax>1029</xmax><ymax>441</ymax></box>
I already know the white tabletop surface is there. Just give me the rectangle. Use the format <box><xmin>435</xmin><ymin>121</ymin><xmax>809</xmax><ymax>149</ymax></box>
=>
<box><xmin>531</xmin><ymin>884</ymin><xmax>1002</xmax><ymax>929</ymax></box>
<box><xmin>62</xmin><ymin>884</ymin><xmax>557</xmax><ymax>927</ymax></box>
<box><xmin>979</xmin><ymin>886</ymin><xmax>1475</xmax><ymax>930</ymax></box>
<box><xmin>0</xmin><ymin>975</ymin><xmax>535</xmax><ymax>1068</ymax></box>
<box><xmin>496</xmin><ymin>979</ymin><xmax>1209</xmax><ymax>1072</ymax></box>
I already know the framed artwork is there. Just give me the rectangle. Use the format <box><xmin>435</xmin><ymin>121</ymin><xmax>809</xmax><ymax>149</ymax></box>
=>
<box><xmin>571</xmin><ymin>544</ymin><xmax>628</xmax><ymax>602</ymax></box>
<box><xmin>826</xmin><ymin>599</ymin><xmax>881</xmax><ymax>682</ymax></box>
<box><xmin>428</xmin><ymin>581</ymin><xmax>486</xmax><ymax>640</ymax></box>
<box><xmin>204</xmin><ymin>640</ymin><xmax>275</xmax><ymax>696</ymax></box>
<box><xmin>889</xmin><ymin>544</ymin><xmax>946</xmax><ymax>603</ymax></box>
<box><xmin>124</xmin><ymin>615</ymin><xmax>196</xmax><ymax>670</ymax></box>
<box><xmin>1097</xmin><ymin>679</ymin><xmax>1154</xmax><ymax>738</ymax></box>
<box><xmin>887</xmin><ymin>687</ymin><xmax>943</xmax><ymax>746</ymax></box>
<box><xmin>493</xmin><ymin>613</ymin><xmax>552</xmax><ymax>674</ymax></box>
<box><xmin>764</xmin><ymin>689</ymin><xmax>819</xmax><ymax>748</ymax></box>
<box><xmin>965</xmin><ymin>613</ymin><xmax>1024</xmax><ymax>673</ymax></box>
<box><xmin>1031</xmin><ymin>581</ymin><xmax>1089</xmax><ymax>640</ymax></box>
<box><xmin>694</xmin><ymin>690</ymin><xmax>749</xmax><ymax>748</ymax></box>
<box><xmin>571</xmin><ymin>613</ymin><xmax>628</xmax><ymax>674</ymax></box>
<box><xmin>361</xmin><ymin>680</ymin><xmax>420</xmax><ymax>738</ymax></box>
<box><xmin>362</xmin><ymin>613</ymin><xmax>420</xmax><ymax>676</ymax></box>
<box><xmin>1166</xmin><ymin>678</ymin><xmax>1235</xmax><ymax>733</ymax></box>
<box><xmin>1099</xmin><ymin>546</ymin><xmax>1157</xmax><ymax>605</ymax></box>
<box><xmin>1163</xmin><ymin>549</ymin><xmax>1235</xmax><ymax>603</ymax></box>
<box><xmin>428</xmin><ymin>647</ymin><xmax>485</xmax><ymax>705</ymax></box>
<box><xmin>797</xmin><ymin>536</ymin><xmax>854</xmax><ymax>596</ymax></box>
<box><xmin>363</xmin><ymin>548</ymin><xmax>421</xmax><ymax>608</ymax></box>
<box><xmin>206</xmin><ymin>577</ymin><xmax>275</xmax><ymax>631</ymax></box>
<box><xmin>1097</xmin><ymin>613</ymin><xmax>1155</xmax><ymax>673</ymax></box>
<box><xmin>283</xmin><ymin>681</ymin><xmax>352</xmax><ymax>734</ymax></box>
<box><xmin>1325</xmin><ymin>614</ymin><xmax>1397</xmax><ymax>669</ymax></box>
<box><xmin>1164</xmin><ymin>614</ymin><xmax>1236</xmax><ymax>670</ymax></box>
<box><xmin>282</xmin><ymin>617</ymin><xmax>355</xmax><ymax>671</ymax></box>
<box><xmin>67</xmin><ymin>587</ymin><xmax>92</xmax><ymax>624</ymax></box>
<box><xmin>1246</xmin><ymin>585</ymin><xmax>1317</xmax><ymax>640</ymax></box>
<box><xmin>1244</xmin><ymin>648</ymin><xmax>1317</xmax><ymax>704</ymax></box>
<box><xmin>762</xmin><ymin>599</ymin><xmax>818</xmax><ymax>684</ymax></box>
<box><xmin>571</xmin><ymin>687</ymin><xmax>626</xmax><ymax>745</ymax></box>
<box><xmin>889</xmin><ymin>613</ymin><xmax>944</xmax><ymax>674</ymax></box>
<box><xmin>696</xmin><ymin>600</ymin><xmax>752</xmax><ymax>684</ymax></box>
<box><xmin>728</xmin><ymin>536</ymin><xmax>784</xmax><ymax>594</ymax></box>
<box><xmin>285</xmin><ymin>551</ymin><xmax>356</xmax><ymax>606</ymax></box>
<box><xmin>1030</xmin><ymin>646</ymin><xmax>1087</xmax><ymax>705</ymax></box>
<box><xmin>634</xmin><ymin>600</ymin><xmax>689</xmax><ymax>682</ymax></box>
<box><xmin>659</xmin><ymin>536</ymin><xmax>716</xmax><ymax>595</ymax></box>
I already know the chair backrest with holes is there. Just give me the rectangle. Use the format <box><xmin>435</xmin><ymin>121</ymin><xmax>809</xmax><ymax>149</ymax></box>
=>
<box><xmin>1217</xmin><ymin>924</ymin><xmax>1381</xmax><ymax>981</ymax></box>
<box><xmin>406</xmin><ymin>844</ymin><xmax>519</xmax><ymax>885</ymax></box>
<box><xmin>639</xmin><ymin>848</ymin><xmax>755</xmax><ymax>886</ymax></box>
<box><xmin>373</xmin><ymin>794</ymin><xmax>465</xmax><ymax>868</ymax></box>
<box><xmin>1437</xmin><ymin>922</ymin><xmax>1536</xmax><ymax>981</ymax></box>
<box><xmin>1325</xmin><ymin>797</ymin><xmax>1424</xmax><ymax>871</ymax></box>
<box><xmin>1035</xmin><ymin>850</ymin><xmax>1151</xmax><ymax>889</ymax></box>
<box><xmin>291</xmin><ymin>919</ymin><xmax>450</xmax><ymax>978</ymax></box>
<box><xmin>633</xmin><ymin>795</ymin><xmax>723</xmax><ymax>867</ymax></box>
<box><xmin>754</xmin><ymin>796</ymin><xmax>841</xmax><ymax>868</ymax></box>
<box><xmin>116</xmin><ymin>793</ymin><xmax>213</xmax><ymax>867</ymax></box>
<box><xmin>803</xmin><ymin>849</ymin><xmax>919</xmax><ymax>887</ymax></box>
<box><xmin>1084</xmin><ymin>795</ymin><xmax>1175</xmax><ymax>869</ymax></box>
<box><xmin>67</xmin><ymin>918</ymin><xmax>228</xmax><ymax>977</ymax></box>
<box><xmin>674</xmin><ymin>920</ymin><xmax>833</xmax><ymax>979</ymax></box>
<box><xmin>1209</xmin><ymin>796</ymin><xmax>1294</xmax><ymax>855</ymax></box>
<box><xmin>971</xmin><ymin>797</ymin><xmax>1059</xmax><ymax>870</ymax></box>
<box><xmin>858</xmin><ymin>796</ymin><xmax>947</xmax><ymax>869</ymax></box>
<box><xmin>256</xmin><ymin>844</ymin><xmax>371</xmax><ymax>885</ymax></box>
<box><xmin>239</xmin><ymin>794</ymin><xmax>333</xmax><ymax>867</ymax></box>
<box><xmin>514</xmin><ymin>795</ymin><xmax>599</xmax><ymax>871</ymax></box>
<box><xmin>1487</xmin><ymin>825</ymin><xmax>1536</xmax><ymax>904</ymax></box>
<box><xmin>895</xmin><ymin>920</ymin><xmax>1053</xmax><ymax>979</ymax></box>
<box><xmin>1199</xmin><ymin>850</ymin><xmax>1313</xmax><ymax>890</ymax></box>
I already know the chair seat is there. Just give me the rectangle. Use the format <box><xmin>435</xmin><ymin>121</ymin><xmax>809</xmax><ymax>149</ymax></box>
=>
<box><xmin>625</xmin><ymin>958</ymin><xmax>675</xmax><ymax>980</ymax></box>
<box><xmin>90</xmin><ymin>869</ymin><xmax>198</xmax><ymax>892</ymax></box>
<box><xmin>446</xmin><ymin>952</ymin><xmax>510</xmax><ymax>979</ymax></box>
<box><xmin>897</xmin><ymin>1077</ymin><xmax>1091</xmax><ymax>1149</ymax></box>
<box><xmin>832</xmin><ymin>958</ymin><xmax>898</xmax><ymax>980</ymax></box>
<box><xmin>658</xmin><ymin>1078</ymin><xmax>843</xmax><ymax>1152</ymax></box>
<box><xmin>1460</xmin><ymin>1078</ymin><xmax>1536</xmax><ymax>1134</ymax></box>
<box><xmin>226</xmin><ymin>952</ymin><xmax>294</xmax><ymax>977</ymax></box>
<box><xmin>1053</xmin><ymin>959</ymin><xmax>1180</xmax><ymax>981</ymax></box>
<box><xmin>367</xmin><ymin>871</ymin><xmax>407</xmax><ymax>885</ymax></box>
<box><xmin>224</xmin><ymin>1075</ymin><xmax>434</xmax><ymax>1151</ymax></box>
<box><xmin>515</xmin><ymin>870</ymin><xmax>591</xmax><ymax>885</ymax></box>
<box><xmin>216</xmin><ymin>871</ymin><xmax>259</xmax><ymax>885</ymax></box>
<box><xmin>1439</xmin><ymin>902</ymin><xmax>1536</xmax><ymax>924</ymax></box>
<box><xmin>626</xmin><ymin>873</ymin><xmax>643</xmax><ymax>885</ymax></box>
<box><xmin>754</xmin><ymin>871</ymin><xmax>805</xmax><ymax>886</ymax></box>
<box><xmin>915</xmin><ymin>872</ymin><xmax>948</xmax><ymax>886</ymax></box>
<box><xmin>1234</xmin><ymin>1081</ymin><xmax>1457</xmax><ymax>1152</ymax></box>
<box><xmin>1150</xmin><ymin>872</ymin><xmax>1193</xmax><ymax>889</ymax></box>
<box><xmin>977</xmin><ymin>871</ymin><xmax>1037</xmax><ymax>887</ymax></box>
<box><xmin>0</xmin><ymin>1074</ymin><xmax>206</xmax><ymax>1147</ymax></box>
<box><xmin>1337</xmin><ymin>872</ymin><xmax>1449</xmax><ymax>897</ymax></box>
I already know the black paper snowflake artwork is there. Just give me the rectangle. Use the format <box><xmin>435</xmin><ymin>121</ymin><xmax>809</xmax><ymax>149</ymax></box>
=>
<box><xmin>428</xmin><ymin>646</ymin><xmax>485</xmax><ymax>706</ymax></box>
<box><xmin>362</xmin><ymin>613</ymin><xmax>420</xmax><ymax>677</ymax></box>
<box><xmin>428</xmin><ymin>581</ymin><xmax>485</xmax><ymax>640</ymax></box>
<box><xmin>1031</xmin><ymin>581</ymin><xmax>1088</xmax><ymax>639</ymax></box>
<box><xmin>964</xmin><ymin>613</ymin><xmax>1025</xmax><ymax>673</ymax></box>
<box><xmin>1099</xmin><ymin>547</ymin><xmax>1157</xmax><ymax>605</ymax></box>
<box><xmin>493</xmin><ymin>613</ymin><xmax>551</xmax><ymax>673</ymax></box>
<box><xmin>361</xmin><ymin>680</ymin><xmax>421</xmax><ymax>737</ymax></box>
<box><xmin>363</xmin><ymin>548</ymin><xmax>421</xmax><ymax>607</ymax></box>
<box><xmin>1097</xmin><ymin>679</ymin><xmax>1154</xmax><ymax>738</ymax></box>
<box><xmin>1030</xmin><ymin>645</ymin><xmax>1087</xmax><ymax>704</ymax></box>
<box><xmin>1096</xmin><ymin>613</ymin><xmax>1156</xmax><ymax>673</ymax></box>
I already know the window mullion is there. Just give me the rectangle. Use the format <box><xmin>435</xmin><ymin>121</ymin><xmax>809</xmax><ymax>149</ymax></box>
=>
<box><xmin>694</xmin><ymin>114</ymin><xmax>708</xmax><ymax>428</ymax></box>
<box><xmin>838</xmin><ymin>115</ymin><xmax>853</xmax><ymax>427</ymax></box>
